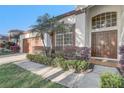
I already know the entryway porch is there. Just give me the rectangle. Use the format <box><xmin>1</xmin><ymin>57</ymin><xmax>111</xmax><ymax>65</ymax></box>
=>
<box><xmin>90</xmin><ymin>58</ymin><xmax>119</xmax><ymax>67</ymax></box>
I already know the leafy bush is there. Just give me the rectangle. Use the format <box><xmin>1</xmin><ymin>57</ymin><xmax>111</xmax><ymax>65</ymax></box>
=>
<box><xmin>59</xmin><ymin>60</ymin><xmax>70</xmax><ymax>71</ymax></box>
<box><xmin>55</xmin><ymin>52</ymin><xmax>64</xmax><ymax>58</ymax></box>
<box><xmin>26</xmin><ymin>54</ymin><xmax>34</xmax><ymax>61</ymax></box>
<box><xmin>59</xmin><ymin>60</ymin><xmax>92</xmax><ymax>72</ymax></box>
<box><xmin>27</xmin><ymin>54</ymin><xmax>93</xmax><ymax>73</ymax></box>
<box><xmin>65</xmin><ymin>60</ymin><xmax>76</xmax><ymax>69</ymax></box>
<box><xmin>52</xmin><ymin>58</ymin><xmax>79</xmax><ymax>71</ymax></box>
<box><xmin>51</xmin><ymin>57</ymin><xmax>64</xmax><ymax>67</ymax></box>
<box><xmin>100</xmin><ymin>72</ymin><xmax>124</xmax><ymax>88</ymax></box>
<box><xmin>26</xmin><ymin>54</ymin><xmax>52</xmax><ymax>65</ymax></box>
<box><xmin>73</xmin><ymin>60</ymin><xmax>91</xmax><ymax>73</ymax></box>
<box><xmin>0</xmin><ymin>49</ymin><xmax>12</xmax><ymax>56</ymax></box>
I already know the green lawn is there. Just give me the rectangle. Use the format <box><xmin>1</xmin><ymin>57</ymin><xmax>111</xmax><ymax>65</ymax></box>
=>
<box><xmin>0</xmin><ymin>63</ymin><xmax>65</xmax><ymax>88</ymax></box>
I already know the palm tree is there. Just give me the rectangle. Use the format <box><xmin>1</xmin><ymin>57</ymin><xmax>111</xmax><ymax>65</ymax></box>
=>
<box><xmin>31</xmin><ymin>13</ymin><xmax>73</xmax><ymax>56</ymax></box>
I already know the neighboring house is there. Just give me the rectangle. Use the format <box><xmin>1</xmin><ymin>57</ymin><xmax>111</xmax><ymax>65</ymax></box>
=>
<box><xmin>20</xmin><ymin>31</ymin><xmax>51</xmax><ymax>53</ymax></box>
<box><xmin>19</xmin><ymin>5</ymin><xmax>124</xmax><ymax>61</ymax></box>
<box><xmin>0</xmin><ymin>34</ymin><xmax>8</xmax><ymax>44</ymax></box>
<box><xmin>8</xmin><ymin>29</ymin><xmax>24</xmax><ymax>44</ymax></box>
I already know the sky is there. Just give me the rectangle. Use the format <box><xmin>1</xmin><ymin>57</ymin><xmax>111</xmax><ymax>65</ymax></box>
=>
<box><xmin>0</xmin><ymin>5</ymin><xmax>75</xmax><ymax>35</ymax></box>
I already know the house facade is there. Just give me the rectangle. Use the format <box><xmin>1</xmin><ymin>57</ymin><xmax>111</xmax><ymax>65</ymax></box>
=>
<box><xmin>0</xmin><ymin>34</ymin><xmax>8</xmax><ymax>44</ymax></box>
<box><xmin>20</xmin><ymin>5</ymin><xmax>124</xmax><ymax>61</ymax></box>
<box><xmin>76</xmin><ymin>5</ymin><xmax>124</xmax><ymax>61</ymax></box>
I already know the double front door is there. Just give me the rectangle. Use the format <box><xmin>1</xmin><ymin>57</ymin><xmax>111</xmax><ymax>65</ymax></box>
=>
<box><xmin>91</xmin><ymin>30</ymin><xmax>117</xmax><ymax>59</ymax></box>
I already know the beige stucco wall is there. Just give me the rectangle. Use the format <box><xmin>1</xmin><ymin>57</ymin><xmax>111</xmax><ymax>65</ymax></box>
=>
<box><xmin>75</xmin><ymin>13</ymin><xmax>86</xmax><ymax>47</ymax></box>
<box><xmin>120</xmin><ymin>6</ymin><xmax>124</xmax><ymax>45</ymax></box>
<box><xmin>59</xmin><ymin>14</ymin><xmax>76</xmax><ymax>24</ymax></box>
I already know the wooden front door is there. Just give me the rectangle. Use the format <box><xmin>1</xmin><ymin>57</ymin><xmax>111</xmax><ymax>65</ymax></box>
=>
<box><xmin>91</xmin><ymin>30</ymin><xmax>117</xmax><ymax>59</ymax></box>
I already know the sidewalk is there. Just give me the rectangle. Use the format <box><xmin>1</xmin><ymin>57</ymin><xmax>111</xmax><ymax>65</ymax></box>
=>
<box><xmin>14</xmin><ymin>60</ymin><xmax>120</xmax><ymax>88</ymax></box>
<box><xmin>0</xmin><ymin>53</ymin><xmax>27</xmax><ymax>65</ymax></box>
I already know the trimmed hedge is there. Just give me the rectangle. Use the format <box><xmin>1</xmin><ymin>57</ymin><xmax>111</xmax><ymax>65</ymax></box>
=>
<box><xmin>27</xmin><ymin>54</ymin><xmax>52</xmax><ymax>66</ymax></box>
<box><xmin>100</xmin><ymin>72</ymin><xmax>124</xmax><ymax>88</ymax></box>
<box><xmin>27</xmin><ymin>54</ymin><xmax>93</xmax><ymax>73</ymax></box>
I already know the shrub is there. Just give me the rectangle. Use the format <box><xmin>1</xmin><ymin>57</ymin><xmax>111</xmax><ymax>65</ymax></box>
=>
<box><xmin>65</xmin><ymin>60</ymin><xmax>76</xmax><ymax>69</ymax></box>
<box><xmin>59</xmin><ymin>60</ymin><xmax>92</xmax><ymax>72</ymax></box>
<box><xmin>100</xmin><ymin>72</ymin><xmax>124</xmax><ymax>88</ymax></box>
<box><xmin>27</xmin><ymin>54</ymin><xmax>52</xmax><ymax>65</ymax></box>
<box><xmin>59</xmin><ymin>61</ymin><xmax>69</xmax><ymax>71</ymax></box>
<box><xmin>55</xmin><ymin>52</ymin><xmax>64</xmax><ymax>58</ymax></box>
<box><xmin>40</xmin><ymin>56</ymin><xmax>52</xmax><ymax>66</ymax></box>
<box><xmin>26</xmin><ymin>54</ymin><xmax>93</xmax><ymax>73</ymax></box>
<box><xmin>26</xmin><ymin>54</ymin><xmax>34</xmax><ymax>61</ymax></box>
<box><xmin>73</xmin><ymin>60</ymin><xmax>91</xmax><ymax>73</ymax></box>
<box><xmin>51</xmin><ymin>57</ymin><xmax>64</xmax><ymax>67</ymax></box>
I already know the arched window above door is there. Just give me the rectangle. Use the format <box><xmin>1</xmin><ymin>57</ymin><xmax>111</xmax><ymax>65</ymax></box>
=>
<box><xmin>92</xmin><ymin>12</ymin><xmax>117</xmax><ymax>29</ymax></box>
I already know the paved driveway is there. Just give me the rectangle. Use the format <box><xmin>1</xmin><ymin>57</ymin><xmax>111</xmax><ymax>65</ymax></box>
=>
<box><xmin>0</xmin><ymin>53</ymin><xmax>27</xmax><ymax>65</ymax></box>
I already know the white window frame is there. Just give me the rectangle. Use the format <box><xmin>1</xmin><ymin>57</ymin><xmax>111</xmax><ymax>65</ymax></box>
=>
<box><xmin>92</xmin><ymin>12</ymin><xmax>117</xmax><ymax>30</ymax></box>
<box><xmin>55</xmin><ymin>31</ymin><xmax>73</xmax><ymax>47</ymax></box>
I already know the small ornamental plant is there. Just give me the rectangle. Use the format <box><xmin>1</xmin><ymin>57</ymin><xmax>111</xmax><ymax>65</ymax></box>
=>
<box><xmin>100</xmin><ymin>72</ymin><xmax>124</xmax><ymax>88</ymax></box>
<box><xmin>80</xmin><ymin>47</ymin><xmax>91</xmax><ymax>61</ymax></box>
<box><xmin>119</xmin><ymin>45</ymin><xmax>124</xmax><ymax>74</ymax></box>
<box><xmin>119</xmin><ymin>45</ymin><xmax>124</xmax><ymax>65</ymax></box>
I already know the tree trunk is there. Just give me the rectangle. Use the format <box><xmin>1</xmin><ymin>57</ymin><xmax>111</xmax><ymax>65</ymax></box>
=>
<box><xmin>49</xmin><ymin>33</ymin><xmax>56</xmax><ymax>57</ymax></box>
<box><xmin>41</xmin><ymin>36</ymin><xmax>48</xmax><ymax>56</ymax></box>
<box><xmin>50</xmin><ymin>32</ymin><xmax>55</xmax><ymax>50</ymax></box>
<box><xmin>50</xmin><ymin>35</ymin><xmax>53</xmax><ymax>49</ymax></box>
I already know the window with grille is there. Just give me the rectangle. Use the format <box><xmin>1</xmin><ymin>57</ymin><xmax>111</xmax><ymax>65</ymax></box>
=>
<box><xmin>92</xmin><ymin>12</ymin><xmax>117</xmax><ymax>29</ymax></box>
<box><xmin>55</xmin><ymin>24</ymin><xmax>75</xmax><ymax>47</ymax></box>
<box><xmin>56</xmin><ymin>32</ymin><xmax>73</xmax><ymax>47</ymax></box>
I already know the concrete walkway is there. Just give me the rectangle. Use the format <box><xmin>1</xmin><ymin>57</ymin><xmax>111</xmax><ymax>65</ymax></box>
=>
<box><xmin>14</xmin><ymin>60</ymin><xmax>120</xmax><ymax>88</ymax></box>
<box><xmin>0</xmin><ymin>53</ymin><xmax>27</xmax><ymax>65</ymax></box>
